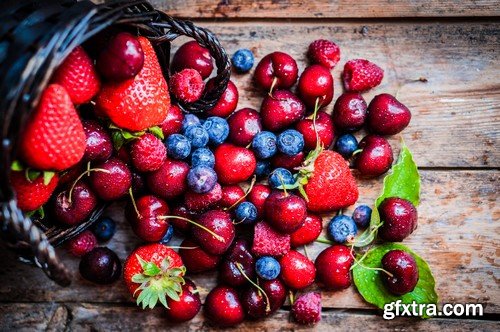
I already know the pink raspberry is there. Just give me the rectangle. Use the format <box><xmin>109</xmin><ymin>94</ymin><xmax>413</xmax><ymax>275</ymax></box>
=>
<box><xmin>308</xmin><ymin>39</ymin><xmax>340</xmax><ymax>69</ymax></box>
<box><xmin>67</xmin><ymin>230</ymin><xmax>97</xmax><ymax>257</ymax></box>
<box><xmin>169</xmin><ymin>68</ymin><xmax>205</xmax><ymax>103</ymax></box>
<box><xmin>130</xmin><ymin>133</ymin><xmax>166</xmax><ymax>172</ymax></box>
<box><xmin>342</xmin><ymin>59</ymin><xmax>384</xmax><ymax>92</ymax></box>
<box><xmin>291</xmin><ymin>292</ymin><xmax>322</xmax><ymax>325</ymax></box>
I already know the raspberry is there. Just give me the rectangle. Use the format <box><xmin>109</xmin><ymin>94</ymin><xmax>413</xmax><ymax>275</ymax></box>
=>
<box><xmin>342</xmin><ymin>59</ymin><xmax>384</xmax><ymax>92</ymax></box>
<box><xmin>169</xmin><ymin>68</ymin><xmax>205</xmax><ymax>103</ymax></box>
<box><xmin>251</xmin><ymin>221</ymin><xmax>290</xmax><ymax>257</ymax></box>
<box><xmin>67</xmin><ymin>231</ymin><xmax>97</xmax><ymax>257</ymax></box>
<box><xmin>308</xmin><ymin>39</ymin><xmax>340</xmax><ymax>69</ymax></box>
<box><xmin>291</xmin><ymin>292</ymin><xmax>322</xmax><ymax>325</ymax></box>
<box><xmin>130</xmin><ymin>133</ymin><xmax>166</xmax><ymax>172</ymax></box>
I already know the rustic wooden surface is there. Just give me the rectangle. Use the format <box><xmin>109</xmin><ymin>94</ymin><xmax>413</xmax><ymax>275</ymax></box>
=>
<box><xmin>1</xmin><ymin>1</ymin><xmax>499</xmax><ymax>331</ymax></box>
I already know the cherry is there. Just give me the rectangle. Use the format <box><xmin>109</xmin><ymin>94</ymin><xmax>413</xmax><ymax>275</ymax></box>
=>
<box><xmin>214</xmin><ymin>143</ymin><xmax>256</xmax><ymax>185</ymax></box>
<box><xmin>261</xmin><ymin>279</ymin><xmax>287</xmax><ymax>312</ymax></box>
<box><xmin>207</xmin><ymin>79</ymin><xmax>239</xmax><ymax>117</ymax></box>
<box><xmin>332</xmin><ymin>92</ymin><xmax>367</xmax><ymax>132</ymax></box>
<box><xmin>295</xmin><ymin>110</ymin><xmax>335</xmax><ymax>150</ymax></box>
<box><xmin>355</xmin><ymin>135</ymin><xmax>393</xmax><ymax>178</ymax></box>
<box><xmin>271</xmin><ymin>152</ymin><xmax>305</xmax><ymax>171</ymax></box>
<box><xmin>89</xmin><ymin>158</ymin><xmax>132</xmax><ymax>201</ymax></box>
<box><xmin>219</xmin><ymin>239</ymin><xmax>255</xmax><ymax>287</ymax></box>
<box><xmin>165</xmin><ymin>278</ymin><xmax>202</xmax><ymax>323</ymax></box>
<box><xmin>378</xmin><ymin>197</ymin><xmax>418</xmax><ymax>242</ymax></box>
<box><xmin>367</xmin><ymin>94</ymin><xmax>411</xmax><ymax>135</ymax></box>
<box><xmin>131</xmin><ymin>172</ymin><xmax>145</xmax><ymax>195</ymax></box>
<box><xmin>260</xmin><ymin>90</ymin><xmax>305</xmax><ymax>131</ymax></box>
<box><xmin>298</xmin><ymin>64</ymin><xmax>334</xmax><ymax>109</ymax></box>
<box><xmin>82</xmin><ymin>120</ymin><xmax>112</xmax><ymax>162</ymax></box>
<box><xmin>192</xmin><ymin>210</ymin><xmax>235</xmax><ymax>255</ymax></box>
<box><xmin>54</xmin><ymin>181</ymin><xmax>98</xmax><ymax>226</ymax></box>
<box><xmin>382</xmin><ymin>250</ymin><xmax>419</xmax><ymax>295</ymax></box>
<box><xmin>227</xmin><ymin>108</ymin><xmax>262</xmax><ymax>146</ymax></box>
<box><xmin>254</xmin><ymin>52</ymin><xmax>298</xmax><ymax>91</ymax></box>
<box><xmin>170</xmin><ymin>204</ymin><xmax>197</xmax><ymax>235</ymax></box>
<box><xmin>315</xmin><ymin>245</ymin><xmax>354</xmax><ymax>290</ymax></box>
<box><xmin>204</xmin><ymin>286</ymin><xmax>245</xmax><ymax>327</ymax></box>
<box><xmin>97</xmin><ymin>32</ymin><xmax>144</xmax><ymax>81</ymax></box>
<box><xmin>241</xmin><ymin>287</ymin><xmax>269</xmax><ymax>319</ymax></box>
<box><xmin>171</xmin><ymin>41</ymin><xmax>213</xmax><ymax>79</ymax></box>
<box><xmin>290</xmin><ymin>213</ymin><xmax>323</xmax><ymax>247</ymax></box>
<box><xmin>159</xmin><ymin>104</ymin><xmax>184</xmax><ymax>137</ymax></box>
<box><xmin>184</xmin><ymin>182</ymin><xmax>223</xmax><ymax>212</ymax></box>
<box><xmin>146</xmin><ymin>159</ymin><xmax>189</xmax><ymax>199</ymax></box>
<box><xmin>265</xmin><ymin>191</ymin><xmax>307</xmax><ymax>234</ymax></box>
<box><xmin>79</xmin><ymin>247</ymin><xmax>121</xmax><ymax>284</ymax></box>
<box><xmin>247</xmin><ymin>184</ymin><xmax>271</xmax><ymax>219</ymax></box>
<box><xmin>179</xmin><ymin>238</ymin><xmax>220</xmax><ymax>273</ymax></box>
<box><xmin>127</xmin><ymin>195</ymin><xmax>169</xmax><ymax>242</ymax></box>
<box><xmin>279</xmin><ymin>250</ymin><xmax>316</xmax><ymax>290</ymax></box>
<box><xmin>218</xmin><ymin>185</ymin><xmax>246</xmax><ymax>209</ymax></box>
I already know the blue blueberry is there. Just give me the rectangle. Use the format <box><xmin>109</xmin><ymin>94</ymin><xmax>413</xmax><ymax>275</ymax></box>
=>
<box><xmin>166</xmin><ymin>134</ymin><xmax>191</xmax><ymax>159</ymax></box>
<box><xmin>184</xmin><ymin>125</ymin><xmax>209</xmax><ymax>148</ymax></box>
<box><xmin>335</xmin><ymin>134</ymin><xmax>358</xmax><ymax>158</ymax></box>
<box><xmin>181</xmin><ymin>113</ymin><xmax>201</xmax><ymax>132</ymax></box>
<box><xmin>352</xmin><ymin>205</ymin><xmax>372</xmax><ymax>229</ymax></box>
<box><xmin>268</xmin><ymin>167</ymin><xmax>295</xmax><ymax>189</ymax></box>
<box><xmin>252</xmin><ymin>131</ymin><xmax>277</xmax><ymax>159</ymax></box>
<box><xmin>91</xmin><ymin>217</ymin><xmax>116</xmax><ymax>242</ymax></box>
<box><xmin>231</xmin><ymin>48</ymin><xmax>254</xmax><ymax>73</ymax></box>
<box><xmin>255</xmin><ymin>256</ymin><xmax>281</xmax><ymax>280</ymax></box>
<box><xmin>235</xmin><ymin>201</ymin><xmax>258</xmax><ymax>224</ymax></box>
<box><xmin>327</xmin><ymin>215</ymin><xmax>358</xmax><ymax>243</ymax></box>
<box><xmin>203</xmin><ymin>116</ymin><xmax>229</xmax><ymax>145</ymax></box>
<box><xmin>191</xmin><ymin>148</ymin><xmax>215</xmax><ymax>168</ymax></box>
<box><xmin>277</xmin><ymin>129</ymin><xmax>304</xmax><ymax>156</ymax></box>
<box><xmin>255</xmin><ymin>160</ymin><xmax>271</xmax><ymax>178</ymax></box>
<box><xmin>187</xmin><ymin>165</ymin><xmax>218</xmax><ymax>194</ymax></box>
<box><xmin>159</xmin><ymin>224</ymin><xmax>174</xmax><ymax>245</ymax></box>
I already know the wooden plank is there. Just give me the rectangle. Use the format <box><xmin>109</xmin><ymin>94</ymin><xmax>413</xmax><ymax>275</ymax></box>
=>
<box><xmin>0</xmin><ymin>171</ymin><xmax>498</xmax><ymax>314</ymax></box>
<box><xmin>179</xmin><ymin>21</ymin><xmax>499</xmax><ymax>168</ymax></box>
<box><xmin>146</xmin><ymin>0</ymin><xmax>500</xmax><ymax>18</ymax></box>
<box><xmin>0</xmin><ymin>303</ymin><xmax>497</xmax><ymax>331</ymax></box>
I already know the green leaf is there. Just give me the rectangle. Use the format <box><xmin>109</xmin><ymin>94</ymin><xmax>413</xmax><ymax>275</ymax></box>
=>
<box><xmin>353</xmin><ymin>243</ymin><xmax>438</xmax><ymax>318</ymax></box>
<box><xmin>143</xmin><ymin>262</ymin><xmax>161</xmax><ymax>277</ymax></box>
<box><xmin>43</xmin><ymin>171</ymin><xmax>56</xmax><ymax>185</ymax></box>
<box><xmin>26</xmin><ymin>169</ymin><xmax>41</xmax><ymax>181</ymax></box>
<box><xmin>149</xmin><ymin>126</ymin><xmax>164</xmax><ymax>140</ymax></box>
<box><xmin>11</xmin><ymin>160</ymin><xmax>24</xmax><ymax>171</ymax></box>
<box><xmin>112</xmin><ymin>131</ymin><xmax>125</xmax><ymax>151</ymax></box>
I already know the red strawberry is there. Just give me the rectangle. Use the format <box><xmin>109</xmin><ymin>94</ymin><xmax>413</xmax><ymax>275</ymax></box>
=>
<box><xmin>169</xmin><ymin>68</ymin><xmax>205</xmax><ymax>103</ymax></box>
<box><xmin>291</xmin><ymin>292</ymin><xmax>322</xmax><ymax>325</ymax></box>
<box><xmin>342</xmin><ymin>59</ymin><xmax>384</xmax><ymax>92</ymax></box>
<box><xmin>66</xmin><ymin>230</ymin><xmax>97</xmax><ymax>257</ymax></box>
<box><xmin>308</xmin><ymin>39</ymin><xmax>340</xmax><ymax>69</ymax></box>
<box><xmin>130</xmin><ymin>133</ymin><xmax>166</xmax><ymax>172</ymax></box>
<box><xmin>52</xmin><ymin>46</ymin><xmax>100</xmax><ymax>104</ymax></box>
<box><xmin>214</xmin><ymin>143</ymin><xmax>256</xmax><ymax>185</ymax></box>
<box><xmin>179</xmin><ymin>238</ymin><xmax>220</xmax><ymax>273</ymax></box>
<box><xmin>164</xmin><ymin>279</ymin><xmax>202</xmax><ymax>323</ymax></box>
<box><xmin>123</xmin><ymin>243</ymin><xmax>185</xmax><ymax>309</ymax></box>
<box><xmin>290</xmin><ymin>213</ymin><xmax>323</xmax><ymax>247</ymax></box>
<box><xmin>95</xmin><ymin>37</ymin><xmax>170</xmax><ymax>131</ymax></box>
<box><xmin>279</xmin><ymin>250</ymin><xmax>316</xmax><ymax>290</ymax></box>
<box><xmin>299</xmin><ymin>149</ymin><xmax>358</xmax><ymax>213</ymax></box>
<box><xmin>252</xmin><ymin>221</ymin><xmax>290</xmax><ymax>257</ymax></box>
<box><xmin>20</xmin><ymin>84</ymin><xmax>86</xmax><ymax>171</ymax></box>
<box><xmin>10</xmin><ymin>171</ymin><xmax>59</xmax><ymax>212</ymax></box>
<box><xmin>184</xmin><ymin>182</ymin><xmax>222</xmax><ymax>212</ymax></box>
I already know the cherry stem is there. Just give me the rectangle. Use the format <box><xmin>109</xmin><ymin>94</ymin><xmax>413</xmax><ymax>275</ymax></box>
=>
<box><xmin>277</xmin><ymin>173</ymin><xmax>288</xmax><ymax>196</ymax></box>
<box><xmin>225</xmin><ymin>175</ymin><xmax>257</xmax><ymax>211</ymax></box>
<box><xmin>235</xmin><ymin>262</ymin><xmax>271</xmax><ymax>313</ymax></box>
<box><xmin>312</xmin><ymin>97</ymin><xmax>321</xmax><ymax>151</ymax></box>
<box><xmin>68</xmin><ymin>168</ymin><xmax>110</xmax><ymax>203</ymax></box>
<box><xmin>288</xmin><ymin>290</ymin><xmax>295</xmax><ymax>305</ymax></box>
<box><xmin>128</xmin><ymin>187</ymin><xmax>141</xmax><ymax>218</ymax></box>
<box><xmin>268</xmin><ymin>76</ymin><xmax>278</xmax><ymax>98</ymax></box>
<box><xmin>166</xmin><ymin>246</ymin><xmax>198</xmax><ymax>250</ymax></box>
<box><xmin>351</xmin><ymin>149</ymin><xmax>363</xmax><ymax>157</ymax></box>
<box><xmin>315</xmin><ymin>236</ymin><xmax>334</xmax><ymax>245</ymax></box>
<box><xmin>158</xmin><ymin>215</ymin><xmax>225</xmax><ymax>243</ymax></box>
<box><xmin>350</xmin><ymin>250</ymin><xmax>394</xmax><ymax>278</ymax></box>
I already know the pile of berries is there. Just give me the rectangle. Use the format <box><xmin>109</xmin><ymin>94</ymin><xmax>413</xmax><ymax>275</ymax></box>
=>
<box><xmin>10</xmin><ymin>30</ymin><xmax>419</xmax><ymax>326</ymax></box>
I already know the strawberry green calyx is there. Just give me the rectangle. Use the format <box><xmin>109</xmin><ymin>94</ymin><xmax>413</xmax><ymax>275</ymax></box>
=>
<box><xmin>132</xmin><ymin>254</ymin><xmax>186</xmax><ymax>309</ymax></box>
<box><xmin>109</xmin><ymin>124</ymin><xmax>164</xmax><ymax>150</ymax></box>
<box><xmin>11</xmin><ymin>160</ymin><xmax>56</xmax><ymax>186</ymax></box>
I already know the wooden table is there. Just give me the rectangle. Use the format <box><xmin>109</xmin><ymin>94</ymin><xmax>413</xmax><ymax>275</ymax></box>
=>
<box><xmin>1</xmin><ymin>1</ymin><xmax>499</xmax><ymax>330</ymax></box>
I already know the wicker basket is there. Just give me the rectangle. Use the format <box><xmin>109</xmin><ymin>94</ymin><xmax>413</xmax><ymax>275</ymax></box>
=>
<box><xmin>0</xmin><ymin>0</ymin><xmax>230</xmax><ymax>286</ymax></box>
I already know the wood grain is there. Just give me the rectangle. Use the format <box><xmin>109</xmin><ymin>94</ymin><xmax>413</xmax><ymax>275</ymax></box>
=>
<box><xmin>146</xmin><ymin>0</ymin><xmax>500</xmax><ymax>19</ymax></box>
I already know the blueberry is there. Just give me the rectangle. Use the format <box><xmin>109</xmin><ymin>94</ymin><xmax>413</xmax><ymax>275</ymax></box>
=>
<box><xmin>159</xmin><ymin>224</ymin><xmax>174</xmax><ymax>245</ymax></box>
<box><xmin>335</xmin><ymin>134</ymin><xmax>358</xmax><ymax>158</ymax></box>
<box><xmin>268</xmin><ymin>167</ymin><xmax>294</xmax><ymax>189</ymax></box>
<box><xmin>255</xmin><ymin>160</ymin><xmax>271</xmax><ymax>178</ymax></box>
<box><xmin>255</xmin><ymin>256</ymin><xmax>281</xmax><ymax>280</ymax></box>
<box><xmin>166</xmin><ymin>134</ymin><xmax>191</xmax><ymax>159</ymax></box>
<box><xmin>252</xmin><ymin>131</ymin><xmax>277</xmax><ymax>159</ymax></box>
<box><xmin>203</xmin><ymin>116</ymin><xmax>229</xmax><ymax>145</ymax></box>
<box><xmin>352</xmin><ymin>205</ymin><xmax>372</xmax><ymax>228</ymax></box>
<box><xmin>277</xmin><ymin>129</ymin><xmax>304</xmax><ymax>156</ymax></box>
<box><xmin>235</xmin><ymin>201</ymin><xmax>258</xmax><ymax>224</ymax></box>
<box><xmin>181</xmin><ymin>113</ymin><xmax>201</xmax><ymax>132</ymax></box>
<box><xmin>191</xmin><ymin>148</ymin><xmax>215</xmax><ymax>168</ymax></box>
<box><xmin>187</xmin><ymin>165</ymin><xmax>218</xmax><ymax>193</ymax></box>
<box><xmin>91</xmin><ymin>217</ymin><xmax>116</xmax><ymax>242</ymax></box>
<box><xmin>327</xmin><ymin>215</ymin><xmax>358</xmax><ymax>243</ymax></box>
<box><xmin>231</xmin><ymin>48</ymin><xmax>254</xmax><ymax>73</ymax></box>
<box><xmin>184</xmin><ymin>125</ymin><xmax>209</xmax><ymax>148</ymax></box>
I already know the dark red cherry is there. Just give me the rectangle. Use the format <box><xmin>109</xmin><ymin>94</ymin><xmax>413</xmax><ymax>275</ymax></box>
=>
<box><xmin>171</xmin><ymin>41</ymin><xmax>213</xmax><ymax>79</ymax></box>
<box><xmin>367</xmin><ymin>94</ymin><xmax>412</xmax><ymax>135</ymax></box>
<box><xmin>247</xmin><ymin>184</ymin><xmax>271</xmax><ymax>219</ymax></box>
<box><xmin>295</xmin><ymin>111</ymin><xmax>335</xmax><ymax>150</ymax></box>
<box><xmin>160</xmin><ymin>104</ymin><xmax>184</xmax><ymax>137</ymax></box>
<box><xmin>378</xmin><ymin>197</ymin><xmax>418</xmax><ymax>242</ymax></box>
<box><xmin>382</xmin><ymin>249</ymin><xmax>419</xmax><ymax>295</ymax></box>
<box><xmin>54</xmin><ymin>181</ymin><xmax>98</xmax><ymax>226</ymax></box>
<box><xmin>355</xmin><ymin>135</ymin><xmax>393</xmax><ymax>178</ymax></box>
<box><xmin>315</xmin><ymin>245</ymin><xmax>354</xmax><ymax>290</ymax></box>
<box><xmin>89</xmin><ymin>158</ymin><xmax>132</xmax><ymax>201</ymax></box>
<box><xmin>179</xmin><ymin>238</ymin><xmax>220</xmax><ymax>273</ymax></box>
<box><xmin>204</xmin><ymin>286</ymin><xmax>245</xmax><ymax>327</ymax></box>
<box><xmin>254</xmin><ymin>52</ymin><xmax>298</xmax><ymax>91</ymax></box>
<box><xmin>333</xmin><ymin>92</ymin><xmax>368</xmax><ymax>132</ymax></box>
<box><xmin>265</xmin><ymin>191</ymin><xmax>307</xmax><ymax>234</ymax></box>
<box><xmin>146</xmin><ymin>159</ymin><xmax>189</xmax><ymax>199</ymax></box>
<box><xmin>298</xmin><ymin>64</ymin><xmax>334</xmax><ymax>109</ymax></box>
<box><xmin>218</xmin><ymin>185</ymin><xmax>246</xmax><ymax>209</ymax></box>
<box><xmin>207</xmin><ymin>79</ymin><xmax>239</xmax><ymax>118</ymax></box>
<box><xmin>192</xmin><ymin>210</ymin><xmax>235</xmax><ymax>255</ymax></box>
<box><xmin>79</xmin><ymin>247</ymin><xmax>121</xmax><ymax>284</ymax></box>
<box><xmin>127</xmin><ymin>195</ymin><xmax>169</xmax><ymax>242</ymax></box>
<box><xmin>219</xmin><ymin>239</ymin><xmax>255</xmax><ymax>287</ymax></box>
<box><xmin>82</xmin><ymin>120</ymin><xmax>112</xmax><ymax>162</ymax></box>
<box><xmin>164</xmin><ymin>278</ymin><xmax>202</xmax><ymax>323</ymax></box>
<box><xmin>260</xmin><ymin>90</ymin><xmax>305</xmax><ymax>131</ymax></box>
<box><xmin>271</xmin><ymin>152</ymin><xmax>305</xmax><ymax>171</ymax></box>
<box><xmin>228</xmin><ymin>108</ymin><xmax>262</xmax><ymax>146</ymax></box>
<box><xmin>170</xmin><ymin>204</ymin><xmax>197</xmax><ymax>235</ymax></box>
<box><xmin>97</xmin><ymin>32</ymin><xmax>144</xmax><ymax>81</ymax></box>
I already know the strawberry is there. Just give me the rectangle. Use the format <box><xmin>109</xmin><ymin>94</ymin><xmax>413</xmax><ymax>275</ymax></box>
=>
<box><xmin>291</xmin><ymin>292</ymin><xmax>322</xmax><ymax>325</ymax></box>
<box><xmin>10</xmin><ymin>170</ymin><xmax>59</xmax><ymax>212</ymax></box>
<box><xmin>95</xmin><ymin>37</ymin><xmax>170</xmax><ymax>131</ymax></box>
<box><xmin>308</xmin><ymin>39</ymin><xmax>340</xmax><ymax>69</ymax></box>
<box><xmin>19</xmin><ymin>84</ymin><xmax>86</xmax><ymax>171</ymax></box>
<box><xmin>342</xmin><ymin>59</ymin><xmax>384</xmax><ymax>92</ymax></box>
<box><xmin>297</xmin><ymin>149</ymin><xmax>358</xmax><ymax>213</ymax></box>
<box><xmin>123</xmin><ymin>243</ymin><xmax>186</xmax><ymax>309</ymax></box>
<box><xmin>66</xmin><ymin>230</ymin><xmax>97</xmax><ymax>257</ymax></box>
<box><xmin>251</xmin><ymin>221</ymin><xmax>290</xmax><ymax>257</ymax></box>
<box><xmin>130</xmin><ymin>133</ymin><xmax>167</xmax><ymax>172</ymax></box>
<box><xmin>279</xmin><ymin>250</ymin><xmax>316</xmax><ymax>290</ymax></box>
<box><xmin>52</xmin><ymin>46</ymin><xmax>100</xmax><ymax>104</ymax></box>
